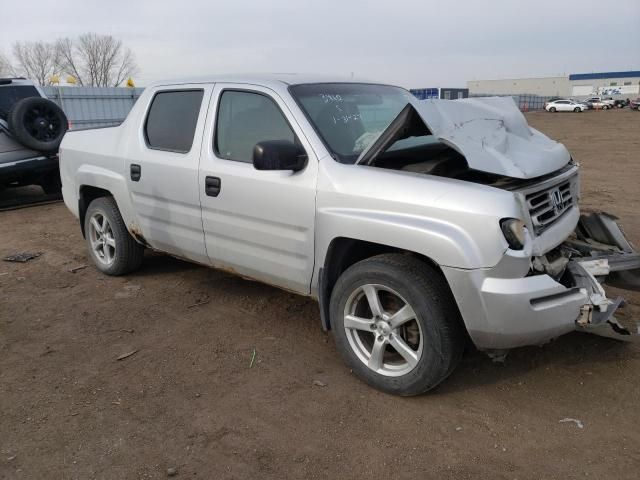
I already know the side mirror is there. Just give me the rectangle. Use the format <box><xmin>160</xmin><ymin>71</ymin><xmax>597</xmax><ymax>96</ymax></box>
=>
<box><xmin>253</xmin><ymin>140</ymin><xmax>308</xmax><ymax>172</ymax></box>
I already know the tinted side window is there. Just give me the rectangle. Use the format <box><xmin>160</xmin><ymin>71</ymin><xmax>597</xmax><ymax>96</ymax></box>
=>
<box><xmin>215</xmin><ymin>90</ymin><xmax>295</xmax><ymax>163</ymax></box>
<box><xmin>145</xmin><ymin>90</ymin><xmax>204</xmax><ymax>153</ymax></box>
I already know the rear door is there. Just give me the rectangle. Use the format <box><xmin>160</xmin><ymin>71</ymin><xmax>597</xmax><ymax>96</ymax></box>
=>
<box><xmin>198</xmin><ymin>84</ymin><xmax>318</xmax><ymax>294</ymax></box>
<box><xmin>125</xmin><ymin>84</ymin><xmax>212</xmax><ymax>264</ymax></box>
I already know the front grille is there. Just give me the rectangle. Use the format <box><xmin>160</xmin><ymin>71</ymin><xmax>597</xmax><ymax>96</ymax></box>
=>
<box><xmin>525</xmin><ymin>180</ymin><xmax>574</xmax><ymax>234</ymax></box>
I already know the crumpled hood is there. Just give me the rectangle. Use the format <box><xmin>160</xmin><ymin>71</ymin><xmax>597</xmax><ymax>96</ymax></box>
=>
<box><xmin>410</xmin><ymin>97</ymin><xmax>571</xmax><ymax>179</ymax></box>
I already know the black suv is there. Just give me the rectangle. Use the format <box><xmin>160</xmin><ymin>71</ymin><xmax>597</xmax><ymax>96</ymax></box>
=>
<box><xmin>0</xmin><ymin>78</ymin><xmax>68</xmax><ymax>194</ymax></box>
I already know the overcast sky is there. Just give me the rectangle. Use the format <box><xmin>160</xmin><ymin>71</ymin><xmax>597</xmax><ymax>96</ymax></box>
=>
<box><xmin>3</xmin><ymin>0</ymin><xmax>639</xmax><ymax>88</ymax></box>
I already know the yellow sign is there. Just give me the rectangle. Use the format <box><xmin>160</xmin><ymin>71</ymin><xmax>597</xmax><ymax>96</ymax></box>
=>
<box><xmin>126</xmin><ymin>77</ymin><xmax>135</xmax><ymax>88</ymax></box>
<box><xmin>50</xmin><ymin>74</ymin><xmax>60</xmax><ymax>85</ymax></box>
<box><xmin>66</xmin><ymin>75</ymin><xmax>77</xmax><ymax>85</ymax></box>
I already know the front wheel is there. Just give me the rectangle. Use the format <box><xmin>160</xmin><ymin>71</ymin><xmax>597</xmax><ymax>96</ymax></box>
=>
<box><xmin>574</xmin><ymin>107</ymin><xmax>581</xmax><ymax>113</ymax></box>
<box><xmin>330</xmin><ymin>254</ymin><xmax>465</xmax><ymax>396</ymax></box>
<box><xmin>84</xmin><ymin>196</ymin><xmax>144</xmax><ymax>275</ymax></box>
<box><xmin>549</xmin><ymin>107</ymin><xmax>556</xmax><ymax>112</ymax></box>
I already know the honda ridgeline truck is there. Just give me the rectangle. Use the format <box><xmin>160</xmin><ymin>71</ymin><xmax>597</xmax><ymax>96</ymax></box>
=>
<box><xmin>59</xmin><ymin>75</ymin><xmax>640</xmax><ymax>395</ymax></box>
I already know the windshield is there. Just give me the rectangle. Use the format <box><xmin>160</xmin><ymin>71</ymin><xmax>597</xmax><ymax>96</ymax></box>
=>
<box><xmin>290</xmin><ymin>83</ymin><xmax>413</xmax><ymax>163</ymax></box>
<box><xmin>0</xmin><ymin>85</ymin><xmax>40</xmax><ymax>121</ymax></box>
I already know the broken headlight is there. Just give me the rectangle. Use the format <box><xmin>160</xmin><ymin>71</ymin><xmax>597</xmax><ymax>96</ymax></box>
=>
<box><xmin>500</xmin><ymin>218</ymin><xmax>527</xmax><ymax>250</ymax></box>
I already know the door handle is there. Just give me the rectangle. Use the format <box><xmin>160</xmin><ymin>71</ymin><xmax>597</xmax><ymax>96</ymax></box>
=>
<box><xmin>205</xmin><ymin>176</ymin><xmax>221</xmax><ymax>197</ymax></box>
<box><xmin>130</xmin><ymin>164</ymin><xmax>141</xmax><ymax>182</ymax></box>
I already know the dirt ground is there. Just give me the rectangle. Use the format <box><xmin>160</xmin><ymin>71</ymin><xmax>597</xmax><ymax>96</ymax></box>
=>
<box><xmin>1</xmin><ymin>109</ymin><xmax>639</xmax><ymax>479</ymax></box>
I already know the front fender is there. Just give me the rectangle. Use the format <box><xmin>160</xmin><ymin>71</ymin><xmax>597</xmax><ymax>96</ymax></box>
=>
<box><xmin>316</xmin><ymin>207</ymin><xmax>495</xmax><ymax>268</ymax></box>
<box><xmin>312</xmin><ymin>204</ymin><xmax>510</xmax><ymax>298</ymax></box>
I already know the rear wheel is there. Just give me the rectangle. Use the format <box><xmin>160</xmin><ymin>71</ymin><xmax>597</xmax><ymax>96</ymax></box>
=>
<box><xmin>84</xmin><ymin>197</ymin><xmax>144</xmax><ymax>275</ymax></box>
<box><xmin>330</xmin><ymin>254</ymin><xmax>465</xmax><ymax>396</ymax></box>
<box><xmin>602</xmin><ymin>105</ymin><xmax>609</xmax><ymax>110</ymax></box>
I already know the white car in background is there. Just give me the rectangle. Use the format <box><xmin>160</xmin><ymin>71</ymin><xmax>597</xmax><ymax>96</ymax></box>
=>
<box><xmin>545</xmin><ymin>99</ymin><xmax>587</xmax><ymax>113</ymax></box>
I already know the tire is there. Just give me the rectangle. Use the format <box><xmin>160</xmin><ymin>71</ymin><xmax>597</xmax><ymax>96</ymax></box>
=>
<box><xmin>329</xmin><ymin>254</ymin><xmax>465</xmax><ymax>396</ymax></box>
<box><xmin>602</xmin><ymin>105</ymin><xmax>609</xmax><ymax>110</ymax></box>
<box><xmin>84</xmin><ymin>196</ymin><xmax>144</xmax><ymax>276</ymax></box>
<box><xmin>549</xmin><ymin>107</ymin><xmax>556</xmax><ymax>112</ymax></box>
<box><xmin>574</xmin><ymin>107</ymin><xmax>580</xmax><ymax>112</ymax></box>
<box><xmin>8</xmin><ymin>97</ymin><xmax>68</xmax><ymax>153</ymax></box>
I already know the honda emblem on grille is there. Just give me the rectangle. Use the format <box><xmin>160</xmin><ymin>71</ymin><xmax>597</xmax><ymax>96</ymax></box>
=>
<box><xmin>550</xmin><ymin>188</ymin><xmax>564</xmax><ymax>214</ymax></box>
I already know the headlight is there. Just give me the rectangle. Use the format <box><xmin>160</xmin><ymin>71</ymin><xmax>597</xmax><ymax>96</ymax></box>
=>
<box><xmin>500</xmin><ymin>218</ymin><xmax>527</xmax><ymax>250</ymax></box>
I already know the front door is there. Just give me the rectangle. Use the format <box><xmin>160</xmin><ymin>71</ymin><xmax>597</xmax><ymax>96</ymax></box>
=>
<box><xmin>198</xmin><ymin>84</ymin><xmax>318</xmax><ymax>294</ymax></box>
<box><xmin>126</xmin><ymin>84</ymin><xmax>212</xmax><ymax>264</ymax></box>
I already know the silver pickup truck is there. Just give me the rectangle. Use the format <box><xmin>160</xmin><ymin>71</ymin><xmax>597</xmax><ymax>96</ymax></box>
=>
<box><xmin>59</xmin><ymin>75</ymin><xmax>640</xmax><ymax>395</ymax></box>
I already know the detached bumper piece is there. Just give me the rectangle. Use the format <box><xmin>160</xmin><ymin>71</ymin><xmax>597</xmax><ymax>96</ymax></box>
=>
<box><xmin>563</xmin><ymin>213</ymin><xmax>640</xmax><ymax>340</ymax></box>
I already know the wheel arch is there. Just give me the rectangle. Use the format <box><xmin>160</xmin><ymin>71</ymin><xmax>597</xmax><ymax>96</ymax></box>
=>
<box><xmin>78</xmin><ymin>185</ymin><xmax>113</xmax><ymax>238</ymax></box>
<box><xmin>317</xmin><ymin>237</ymin><xmax>452</xmax><ymax>331</ymax></box>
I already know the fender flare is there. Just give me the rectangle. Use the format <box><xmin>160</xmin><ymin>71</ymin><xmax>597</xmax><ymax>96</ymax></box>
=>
<box><xmin>75</xmin><ymin>165</ymin><xmax>137</xmax><ymax>234</ymax></box>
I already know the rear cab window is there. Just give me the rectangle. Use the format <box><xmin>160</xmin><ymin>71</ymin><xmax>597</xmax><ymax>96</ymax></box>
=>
<box><xmin>144</xmin><ymin>89</ymin><xmax>204</xmax><ymax>153</ymax></box>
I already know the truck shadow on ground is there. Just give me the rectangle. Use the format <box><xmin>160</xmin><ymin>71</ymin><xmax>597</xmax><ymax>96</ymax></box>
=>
<box><xmin>126</xmin><ymin>252</ymin><xmax>637</xmax><ymax>396</ymax></box>
<box><xmin>133</xmin><ymin>251</ymin><xmax>203</xmax><ymax>276</ymax></box>
<box><xmin>437</xmin><ymin>332</ymin><xmax>635</xmax><ymax>394</ymax></box>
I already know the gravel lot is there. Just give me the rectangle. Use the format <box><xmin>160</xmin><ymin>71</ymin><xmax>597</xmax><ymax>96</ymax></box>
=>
<box><xmin>1</xmin><ymin>109</ymin><xmax>639</xmax><ymax>479</ymax></box>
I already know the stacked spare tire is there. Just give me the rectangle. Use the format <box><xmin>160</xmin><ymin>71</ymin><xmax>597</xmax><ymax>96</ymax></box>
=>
<box><xmin>8</xmin><ymin>97</ymin><xmax>68</xmax><ymax>153</ymax></box>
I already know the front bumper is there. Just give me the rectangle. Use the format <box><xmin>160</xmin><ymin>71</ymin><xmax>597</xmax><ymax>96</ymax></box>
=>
<box><xmin>443</xmin><ymin>264</ymin><xmax>585</xmax><ymax>349</ymax></box>
<box><xmin>443</xmin><ymin>213</ymin><xmax>640</xmax><ymax>350</ymax></box>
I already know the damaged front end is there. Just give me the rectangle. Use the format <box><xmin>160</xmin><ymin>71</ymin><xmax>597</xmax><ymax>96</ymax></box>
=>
<box><xmin>537</xmin><ymin>213</ymin><xmax>640</xmax><ymax>340</ymax></box>
<box><xmin>355</xmin><ymin>95</ymin><xmax>639</xmax><ymax>344</ymax></box>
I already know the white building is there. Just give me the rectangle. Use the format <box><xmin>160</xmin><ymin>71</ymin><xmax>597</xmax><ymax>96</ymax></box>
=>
<box><xmin>568</xmin><ymin>71</ymin><xmax>640</xmax><ymax>98</ymax></box>
<box><xmin>467</xmin><ymin>76</ymin><xmax>568</xmax><ymax>97</ymax></box>
<box><xmin>467</xmin><ymin>71</ymin><xmax>640</xmax><ymax>98</ymax></box>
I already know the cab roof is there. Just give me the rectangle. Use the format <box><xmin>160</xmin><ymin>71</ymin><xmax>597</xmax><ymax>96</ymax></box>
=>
<box><xmin>148</xmin><ymin>73</ymin><xmax>379</xmax><ymax>90</ymax></box>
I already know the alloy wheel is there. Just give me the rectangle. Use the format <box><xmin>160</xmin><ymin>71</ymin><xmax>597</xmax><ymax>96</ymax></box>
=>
<box><xmin>88</xmin><ymin>212</ymin><xmax>116</xmax><ymax>266</ymax></box>
<box><xmin>343</xmin><ymin>284</ymin><xmax>423</xmax><ymax>377</ymax></box>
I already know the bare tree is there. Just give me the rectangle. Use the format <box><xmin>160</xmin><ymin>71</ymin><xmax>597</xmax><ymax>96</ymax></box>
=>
<box><xmin>0</xmin><ymin>50</ymin><xmax>15</xmax><ymax>77</ymax></box>
<box><xmin>12</xmin><ymin>41</ymin><xmax>59</xmax><ymax>85</ymax></box>
<box><xmin>56</xmin><ymin>34</ymin><xmax>138</xmax><ymax>87</ymax></box>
